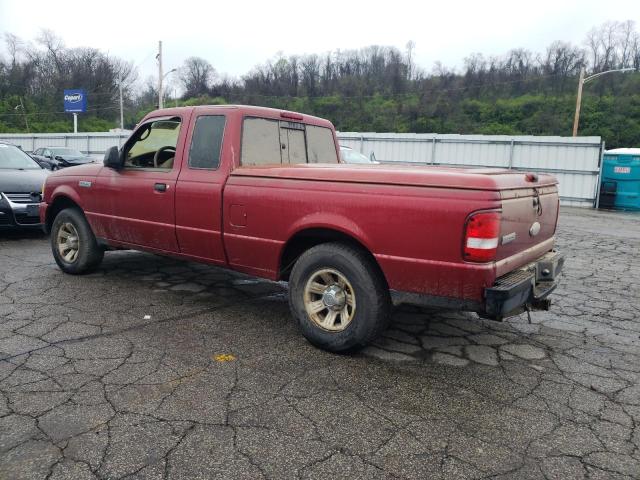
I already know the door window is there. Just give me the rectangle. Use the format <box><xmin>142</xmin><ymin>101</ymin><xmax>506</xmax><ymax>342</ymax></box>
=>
<box><xmin>124</xmin><ymin>118</ymin><xmax>181</xmax><ymax>169</ymax></box>
<box><xmin>188</xmin><ymin>115</ymin><xmax>226</xmax><ymax>169</ymax></box>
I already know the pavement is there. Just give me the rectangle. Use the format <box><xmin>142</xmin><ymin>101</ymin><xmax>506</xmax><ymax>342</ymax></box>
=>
<box><xmin>0</xmin><ymin>207</ymin><xmax>638</xmax><ymax>480</ymax></box>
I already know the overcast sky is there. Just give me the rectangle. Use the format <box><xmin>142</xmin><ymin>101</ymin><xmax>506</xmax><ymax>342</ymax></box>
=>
<box><xmin>1</xmin><ymin>0</ymin><xmax>639</xmax><ymax>86</ymax></box>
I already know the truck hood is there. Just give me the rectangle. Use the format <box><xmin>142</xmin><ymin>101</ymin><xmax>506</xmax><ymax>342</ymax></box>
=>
<box><xmin>48</xmin><ymin>162</ymin><xmax>103</xmax><ymax>177</ymax></box>
<box><xmin>0</xmin><ymin>168</ymin><xmax>50</xmax><ymax>193</ymax></box>
<box><xmin>231</xmin><ymin>163</ymin><xmax>558</xmax><ymax>191</ymax></box>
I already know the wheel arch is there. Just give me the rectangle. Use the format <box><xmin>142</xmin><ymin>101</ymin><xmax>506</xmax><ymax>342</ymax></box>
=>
<box><xmin>278</xmin><ymin>227</ymin><xmax>388</xmax><ymax>288</ymax></box>
<box><xmin>45</xmin><ymin>194</ymin><xmax>82</xmax><ymax>233</ymax></box>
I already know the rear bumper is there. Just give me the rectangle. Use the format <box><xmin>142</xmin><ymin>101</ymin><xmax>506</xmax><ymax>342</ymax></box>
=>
<box><xmin>390</xmin><ymin>250</ymin><xmax>564</xmax><ymax>320</ymax></box>
<box><xmin>483</xmin><ymin>250</ymin><xmax>564</xmax><ymax>320</ymax></box>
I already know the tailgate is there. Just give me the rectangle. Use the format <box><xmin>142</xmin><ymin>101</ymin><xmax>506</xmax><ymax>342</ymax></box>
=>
<box><xmin>496</xmin><ymin>185</ymin><xmax>559</xmax><ymax>261</ymax></box>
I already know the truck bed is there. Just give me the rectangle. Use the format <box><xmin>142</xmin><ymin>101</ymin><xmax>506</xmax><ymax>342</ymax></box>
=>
<box><xmin>231</xmin><ymin>163</ymin><xmax>558</xmax><ymax>191</ymax></box>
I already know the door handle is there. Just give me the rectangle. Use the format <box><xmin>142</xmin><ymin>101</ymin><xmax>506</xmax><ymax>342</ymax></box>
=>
<box><xmin>154</xmin><ymin>183</ymin><xmax>168</xmax><ymax>192</ymax></box>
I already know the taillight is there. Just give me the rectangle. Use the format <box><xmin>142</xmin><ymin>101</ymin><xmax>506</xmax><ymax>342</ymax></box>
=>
<box><xmin>463</xmin><ymin>211</ymin><xmax>501</xmax><ymax>262</ymax></box>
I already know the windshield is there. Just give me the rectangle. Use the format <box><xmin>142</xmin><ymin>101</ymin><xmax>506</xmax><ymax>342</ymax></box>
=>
<box><xmin>340</xmin><ymin>147</ymin><xmax>372</xmax><ymax>164</ymax></box>
<box><xmin>0</xmin><ymin>144</ymin><xmax>42</xmax><ymax>170</ymax></box>
<box><xmin>51</xmin><ymin>147</ymin><xmax>84</xmax><ymax>157</ymax></box>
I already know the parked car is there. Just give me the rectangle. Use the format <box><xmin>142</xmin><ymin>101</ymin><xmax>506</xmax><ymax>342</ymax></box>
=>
<box><xmin>31</xmin><ymin>147</ymin><xmax>95</xmax><ymax>170</ymax></box>
<box><xmin>340</xmin><ymin>146</ymin><xmax>378</xmax><ymax>164</ymax></box>
<box><xmin>0</xmin><ymin>141</ymin><xmax>49</xmax><ymax>229</ymax></box>
<box><xmin>41</xmin><ymin>105</ymin><xmax>564</xmax><ymax>352</ymax></box>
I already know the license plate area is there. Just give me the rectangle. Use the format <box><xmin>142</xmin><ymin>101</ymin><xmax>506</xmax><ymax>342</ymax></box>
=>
<box><xmin>26</xmin><ymin>204</ymin><xmax>40</xmax><ymax>217</ymax></box>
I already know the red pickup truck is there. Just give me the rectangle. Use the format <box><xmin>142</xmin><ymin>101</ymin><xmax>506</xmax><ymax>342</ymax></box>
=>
<box><xmin>41</xmin><ymin>105</ymin><xmax>563</xmax><ymax>352</ymax></box>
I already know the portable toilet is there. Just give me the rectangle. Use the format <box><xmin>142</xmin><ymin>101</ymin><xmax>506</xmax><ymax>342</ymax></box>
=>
<box><xmin>600</xmin><ymin>148</ymin><xmax>640</xmax><ymax>211</ymax></box>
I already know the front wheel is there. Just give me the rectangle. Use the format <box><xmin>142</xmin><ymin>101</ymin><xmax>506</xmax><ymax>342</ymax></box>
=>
<box><xmin>288</xmin><ymin>242</ymin><xmax>391</xmax><ymax>353</ymax></box>
<box><xmin>51</xmin><ymin>208</ymin><xmax>104</xmax><ymax>274</ymax></box>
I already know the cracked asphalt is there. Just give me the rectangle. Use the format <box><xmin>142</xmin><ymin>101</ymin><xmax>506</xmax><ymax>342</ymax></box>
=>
<box><xmin>0</xmin><ymin>207</ymin><xmax>639</xmax><ymax>479</ymax></box>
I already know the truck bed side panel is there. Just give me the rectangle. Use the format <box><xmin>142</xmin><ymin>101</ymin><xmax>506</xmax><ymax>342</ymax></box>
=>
<box><xmin>223</xmin><ymin>176</ymin><xmax>501</xmax><ymax>302</ymax></box>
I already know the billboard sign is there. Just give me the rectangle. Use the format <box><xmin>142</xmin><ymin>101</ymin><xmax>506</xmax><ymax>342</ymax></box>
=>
<box><xmin>63</xmin><ymin>89</ymin><xmax>87</xmax><ymax>113</ymax></box>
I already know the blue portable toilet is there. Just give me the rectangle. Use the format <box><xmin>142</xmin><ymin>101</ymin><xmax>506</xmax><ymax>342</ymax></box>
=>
<box><xmin>600</xmin><ymin>148</ymin><xmax>640</xmax><ymax>211</ymax></box>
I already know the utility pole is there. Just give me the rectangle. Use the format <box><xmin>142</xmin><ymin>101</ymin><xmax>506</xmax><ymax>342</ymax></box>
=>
<box><xmin>119</xmin><ymin>73</ymin><xmax>124</xmax><ymax>130</ymax></box>
<box><xmin>572</xmin><ymin>67</ymin><xmax>585</xmax><ymax>137</ymax></box>
<box><xmin>157</xmin><ymin>40</ymin><xmax>164</xmax><ymax>109</ymax></box>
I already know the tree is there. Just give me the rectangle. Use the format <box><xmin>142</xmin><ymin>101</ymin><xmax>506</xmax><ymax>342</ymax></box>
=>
<box><xmin>180</xmin><ymin>57</ymin><xmax>215</xmax><ymax>98</ymax></box>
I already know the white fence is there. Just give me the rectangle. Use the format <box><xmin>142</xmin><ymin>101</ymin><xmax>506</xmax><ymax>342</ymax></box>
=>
<box><xmin>0</xmin><ymin>132</ymin><xmax>130</xmax><ymax>158</ymax></box>
<box><xmin>338</xmin><ymin>133</ymin><xmax>604</xmax><ymax>207</ymax></box>
<box><xmin>0</xmin><ymin>131</ymin><xmax>604</xmax><ymax>207</ymax></box>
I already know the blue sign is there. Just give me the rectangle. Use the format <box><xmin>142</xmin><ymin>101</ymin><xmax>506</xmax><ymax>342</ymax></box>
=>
<box><xmin>63</xmin><ymin>89</ymin><xmax>86</xmax><ymax>113</ymax></box>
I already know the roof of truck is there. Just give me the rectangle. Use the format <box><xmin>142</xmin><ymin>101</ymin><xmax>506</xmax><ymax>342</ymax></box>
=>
<box><xmin>148</xmin><ymin>105</ymin><xmax>334</xmax><ymax>128</ymax></box>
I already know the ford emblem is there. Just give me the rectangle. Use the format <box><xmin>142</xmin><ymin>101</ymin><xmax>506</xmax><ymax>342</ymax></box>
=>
<box><xmin>529</xmin><ymin>221</ymin><xmax>541</xmax><ymax>237</ymax></box>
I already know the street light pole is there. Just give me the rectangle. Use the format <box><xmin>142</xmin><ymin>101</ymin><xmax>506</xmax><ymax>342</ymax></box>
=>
<box><xmin>119</xmin><ymin>73</ymin><xmax>124</xmax><ymax>130</ymax></box>
<box><xmin>157</xmin><ymin>41</ymin><xmax>163</xmax><ymax>109</ymax></box>
<box><xmin>159</xmin><ymin>68</ymin><xmax>177</xmax><ymax>109</ymax></box>
<box><xmin>572</xmin><ymin>67</ymin><xmax>636</xmax><ymax>137</ymax></box>
<box><xmin>572</xmin><ymin>67</ymin><xmax>585</xmax><ymax>137</ymax></box>
<box><xmin>17</xmin><ymin>98</ymin><xmax>29</xmax><ymax>133</ymax></box>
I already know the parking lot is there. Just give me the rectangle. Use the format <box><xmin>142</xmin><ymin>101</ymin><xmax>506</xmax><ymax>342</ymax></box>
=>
<box><xmin>0</xmin><ymin>207</ymin><xmax>638</xmax><ymax>479</ymax></box>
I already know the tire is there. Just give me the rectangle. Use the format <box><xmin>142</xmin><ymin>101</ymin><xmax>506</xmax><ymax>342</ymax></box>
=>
<box><xmin>288</xmin><ymin>242</ymin><xmax>391</xmax><ymax>353</ymax></box>
<box><xmin>51</xmin><ymin>208</ymin><xmax>104</xmax><ymax>274</ymax></box>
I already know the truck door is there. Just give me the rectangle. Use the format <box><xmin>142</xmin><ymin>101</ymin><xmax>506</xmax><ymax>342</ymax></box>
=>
<box><xmin>175</xmin><ymin>113</ymin><xmax>228</xmax><ymax>263</ymax></box>
<box><xmin>94</xmin><ymin>116</ymin><xmax>186</xmax><ymax>252</ymax></box>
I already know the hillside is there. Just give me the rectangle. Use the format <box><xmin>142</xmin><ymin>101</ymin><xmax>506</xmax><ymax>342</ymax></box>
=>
<box><xmin>1</xmin><ymin>21</ymin><xmax>639</xmax><ymax>147</ymax></box>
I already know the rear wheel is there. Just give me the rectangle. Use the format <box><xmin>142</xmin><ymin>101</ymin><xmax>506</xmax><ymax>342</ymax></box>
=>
<box><xmin>51</xmin><ymin>208</ymin><xmax>104</xmax><ymax>274</ymax></box>
<box><xmin>288</xmin><ymin>242</ymin><xmax>391</xmax><ymax>353</ymax></box>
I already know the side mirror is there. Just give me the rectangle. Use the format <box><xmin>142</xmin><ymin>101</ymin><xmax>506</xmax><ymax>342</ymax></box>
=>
<box><xmin>54</xmin><ymin>155</ymin><xmax>63</xmax><ymax>160</ymax></box>
<box><xmin>103</xmin><ymin>146</ymin><xmax>123</xmax><ymax>169</ymax></box>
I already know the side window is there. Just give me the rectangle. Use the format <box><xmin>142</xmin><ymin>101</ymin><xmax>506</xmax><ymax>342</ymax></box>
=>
<box><xmin>307</xmin><ymin>125</ymin><xmax>338</xmax><ymax>163</ymax></box>
<box><xmin>241</xmin><ymin>118</ymin><xmax>281</xmax><ymax>166</ymax></box>
<box><xmin>124</xmin><ymin>118</ymin><xmax>181</xmax><ymax>169</ymax></box>
<box><xmin>188</xmin><ymin>115</ymin><xmax>226</xmax><ymax>169</ymax></box>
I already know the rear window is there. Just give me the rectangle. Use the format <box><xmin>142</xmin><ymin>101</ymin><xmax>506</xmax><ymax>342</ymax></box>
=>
<box><xmin>241</xmin><ymin>118</ymin><xmax>282</xmax><ymax>166</ymax></box>
<box><xmin>307</xmin><ymin>125</ymin><xmax>338</xmax><ymax>163</ymax></box>
<box><xmin>240</xmin><ymin>117</ymin><xmax>338</xmax><ymax>166</ymax></box>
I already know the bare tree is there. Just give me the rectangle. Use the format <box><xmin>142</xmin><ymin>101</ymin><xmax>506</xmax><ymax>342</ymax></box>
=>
<box><xmin>180</xmin><ymin>57</ymin><xmax>215</xmax><ymax>98</ymax></box>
